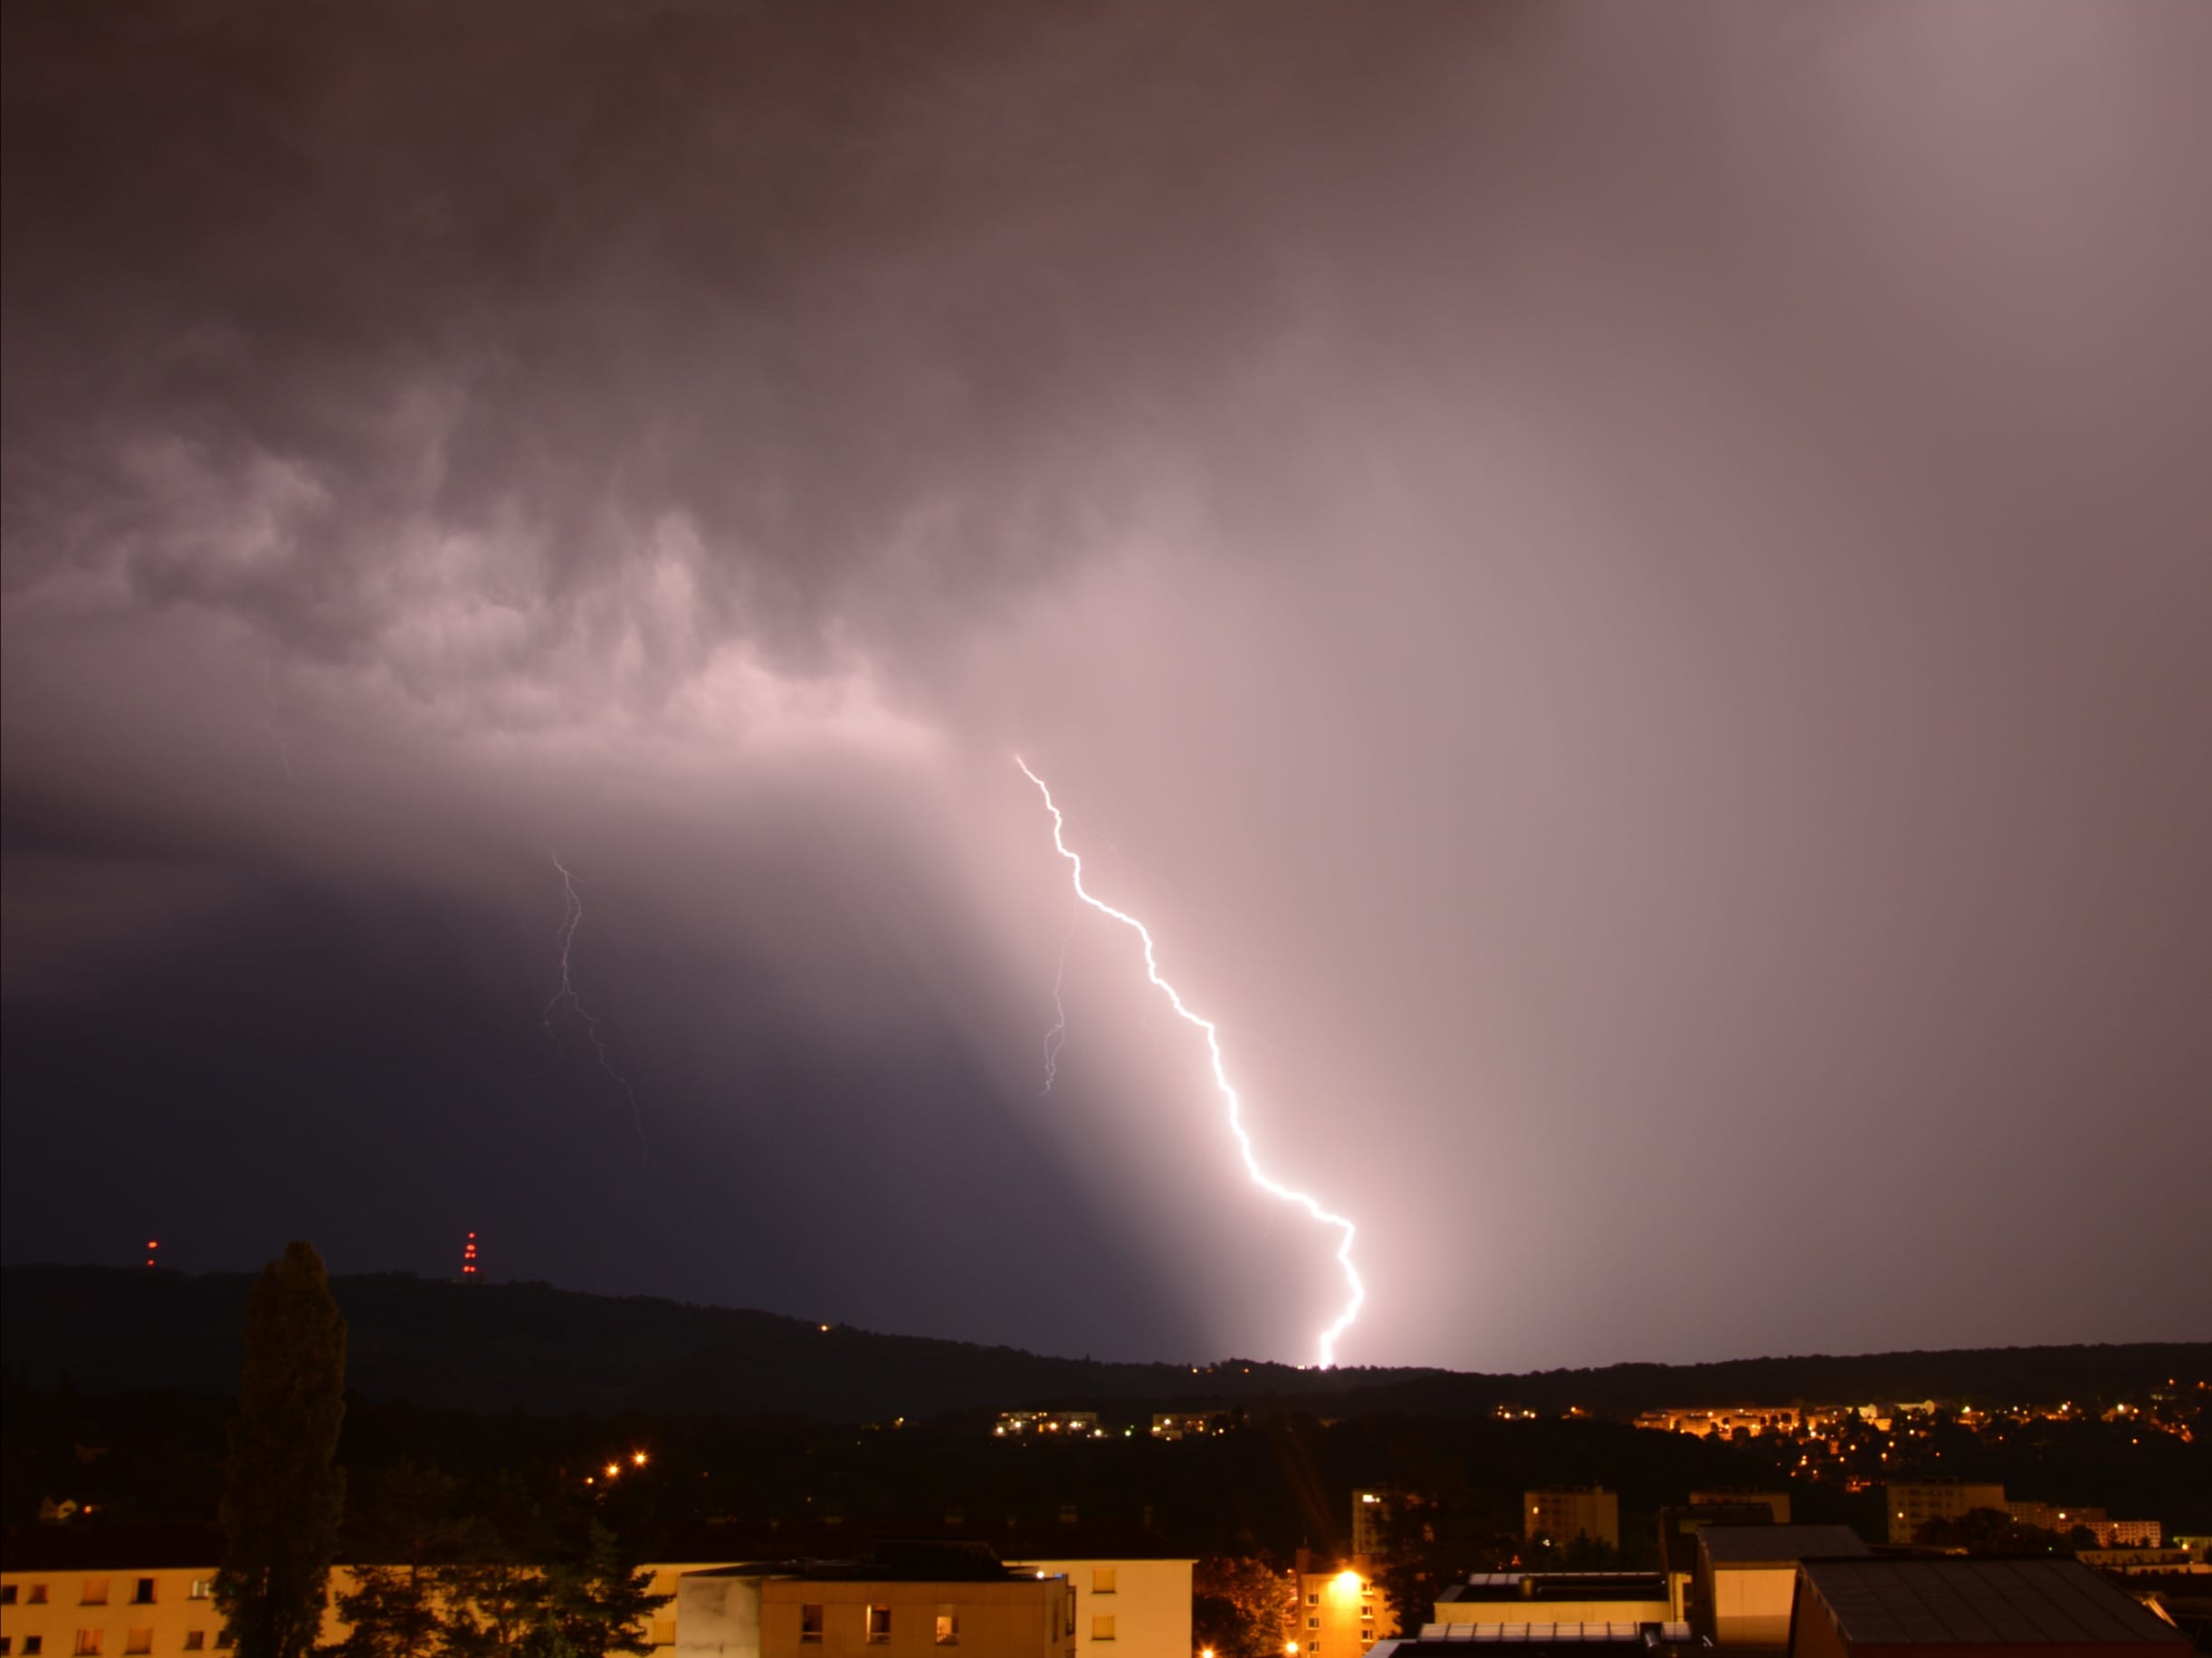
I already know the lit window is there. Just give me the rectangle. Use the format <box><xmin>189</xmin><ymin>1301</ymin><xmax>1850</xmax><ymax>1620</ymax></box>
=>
<box><xmin>1092</xmin><ymin>1569</ymin><xmax>1116</xmax><ymax>1596</ymax></box>
<box><xmin>189</xmin><ymin>1585</ymin><xmax>211</xmax><ymax>1604</ymax></box>
<box><xmin>75</xmin><ymin>1635</ymin><xmax>104</xmax><ymax>1657</ymax></box>
<box><xmin>185</xmin><ymin>1638</ymin><xmax>206</xmax><ymax>1653</ymax></box>
<box><xmin>866</xmin><ymin>1606</ymin><xmax>891</xmax><ymax>1644</ymax></box>
<box><xmin>800</xmin><ymin>1606</ymin><xmax>824</xmax><ymax>1645</ymax></box>
<box><xmin>134</xmin><ymin>1583</ymin><xmax>157</xmax><ymax>1607</ymax></box>
<box><xmin>1091</xmin><ymin>1617</ymin><xmax>1114</xmax><ymax>1643</ymax></box>
<box><xmin>127</xmin><ymin>1634</ymin><xmax>154</xmax><ymax>1655</ymax></box>
<box><xmin>82</xmin><ymin>1583</ymin><xmax>110</xmax><ymax>1608</ymax></box>
<box><xmin>936</xmin><ymin>1609</ymin><xmax>958</xmax><ymax>1646</ymax></box>
<box><xmin>650</xmin><ymin>1623</ymin><xmax>675</xmax><ymax>1648</ymax></box>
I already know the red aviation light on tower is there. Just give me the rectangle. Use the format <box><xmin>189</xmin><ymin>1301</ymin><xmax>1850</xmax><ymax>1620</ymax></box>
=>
<box><xmin>146</xmin><ymin>1240</ymin><xmax>159</xmax><ymax>1269</ymax></box>
<box><xmin>462</xmin><ymin>1231</ymin><xmax>480</xmax><ymax>1280</ymax></box>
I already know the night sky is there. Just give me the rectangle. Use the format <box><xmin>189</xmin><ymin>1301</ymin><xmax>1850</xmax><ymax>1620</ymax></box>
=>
<box><xmin>5</xmin><ymin>4</ymin><xmax>2208</xmax><ymax>1372</ymax></box>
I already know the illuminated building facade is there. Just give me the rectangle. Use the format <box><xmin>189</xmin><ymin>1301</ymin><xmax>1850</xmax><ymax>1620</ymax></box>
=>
<box><xmin>1635</xmin><ymin>1409</ymin><xmax>1803</xmax><ymax>1440</ymax></box>
<box><xmin>1522</xmin><ymin>1490</ymin><xmax>1619</xmax><ymax>1551</ymax></box>
<box><xmin>994</xmin><ymin>1413</ymin><xmax>1102</xmax><ymax>1439</ymax></box>
<box><xmin>1293</xmin><ymin>1566</ymin><xmax>1396</xmax><ymax>1658</ymax></box>
<box><xmin>1691</xmin><ymin>1527</ymin><xmax>1866</xmax><ymax>1651</ymax></box>
<box><xmin>1146</xmin><ymin>1414</ymin><xmax>1232</xmax><ymax>1441</ymax></box>
<box><xmin>3</xmin><ymin>1539</ymin><xmax>1174</xmax><ymax>1658</ymax></box>
<box><xmin>675</xmin><ymin>1561</ymin><xmax>1073</xmax><ymax>1658</ymax></box>
<box><xmin>2006</xmin><ymin>1506</ymin><xmax>2162</xmax><ymax>1548</ymax></box>
<box><xmin>1883</xmin><ymin>1482</ymin><xmax>2006</xmax><ymax>1546</ymax></box>
<box><xmin>1658</xmin><ymin>1503</ymin><xmax>1783</xmax><ymax>1620</ymax></box>
<box><xmin>1002</xmin><ymin>1559</ymin><xmax>1190</xmax><ymax>1658</ymax></box>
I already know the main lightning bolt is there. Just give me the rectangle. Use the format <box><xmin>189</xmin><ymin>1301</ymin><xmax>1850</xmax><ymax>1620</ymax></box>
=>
<box><xmin>543</xmin><ymin>853</ymin><xmax>647</xmax><ymax>1165</ymax></box>
<box><xmin>1015</xmin><ymin>757</ymin><xmax>1365</xmax><ymax>1367</ymax></box>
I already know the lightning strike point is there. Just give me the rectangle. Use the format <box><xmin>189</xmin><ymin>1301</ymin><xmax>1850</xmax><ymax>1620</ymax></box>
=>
<box><xmin>1014</xmin><ymin>756</ymin><xmax>1366</xmax><ymax>1367</ymax></box>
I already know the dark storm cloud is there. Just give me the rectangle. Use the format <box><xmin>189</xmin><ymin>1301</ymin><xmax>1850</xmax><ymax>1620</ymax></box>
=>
<box><xmin>5</xmin><ymin>2</ymin><xmax>2210</xmax><ymax>1367</ymax></box>
<box><xmin>3</xmin><ymin>2</ymin><xmax>1352</xmax><ymax>700</ymax></box>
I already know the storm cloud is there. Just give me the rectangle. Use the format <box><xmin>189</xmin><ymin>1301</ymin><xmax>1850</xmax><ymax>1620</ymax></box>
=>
<box><xmin>5</xmin><ymin>2</ymin><xmax>2209</xmax><ymax>1367</ymax></box>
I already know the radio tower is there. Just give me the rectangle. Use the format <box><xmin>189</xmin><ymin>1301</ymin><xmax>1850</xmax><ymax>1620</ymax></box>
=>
<box><xmin>462</xmin><ymin>1231</ymin><xmax>480</xmax><ymax>1281</ymax></box>
<box><xmin>146</xmin><ymin>1239</ymin><xmax>159</xmax><ymax>1269</ymax></box>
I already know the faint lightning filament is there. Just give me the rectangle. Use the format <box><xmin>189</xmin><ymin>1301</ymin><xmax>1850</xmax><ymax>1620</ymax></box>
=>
<box><xmin>544</xmin><ymin>853</ymin><xmax>647</xmax><ymax>1165</ymax></box>
<box><xmin>1015</xmin><ymin>757</ymin><xmax>1365</xmax><ymax>1367</ymax></box>
<box><xmin>1041</xmin><ymin>893</ymin><xmax>1077</xmax><ymax>1095</ymax></box>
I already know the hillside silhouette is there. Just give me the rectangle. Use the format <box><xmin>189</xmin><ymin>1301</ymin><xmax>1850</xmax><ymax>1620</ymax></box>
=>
<box><xmin>5</xmin><ymin>1264</ymin><xmax>2201</xmax><ymax>1421</ymax></box>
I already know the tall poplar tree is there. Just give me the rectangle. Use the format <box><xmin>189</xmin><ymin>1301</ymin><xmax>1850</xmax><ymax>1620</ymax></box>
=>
<box><xmin>216</xmin><ymin>1241</ymin><xmax>349</xmax><ymax>1658</ymax></box>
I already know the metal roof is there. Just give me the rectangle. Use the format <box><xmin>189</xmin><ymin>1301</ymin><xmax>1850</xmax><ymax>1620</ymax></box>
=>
<box><xmin>1442</xmin><ymin>1575</ymin><xmax>1668</xmax><ymax>1604</ymax></box>
<box><xmin>1416</xmin><ymin>1625</ymin><xmax>1695</xmax><ymax>1644</ymax></box>
<box><xmin>1698</xmin><ymin>1526</ymin><xmax>1869</xmax><ymax>1567</ymax></box>
<box><xmin>1797</xmin><ymin>1558</ymin><xmax>2187</xmax><ymax>1646</ymax></box>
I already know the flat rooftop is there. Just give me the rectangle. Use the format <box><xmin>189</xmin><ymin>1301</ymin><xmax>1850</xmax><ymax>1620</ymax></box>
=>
<box><xmin>1699</xmin><ymin>1527</ymin><xmax>1869</xmax><ymax>1567</ymax></box>
<box><xmin>1442</xmin><ymin>1575</ymin><xmax>1669</xmax><ymax>1605</ymax></box>
<box><xmin>1797</xmin><ymin>1558</ymin><xmax>2186</xmax><ymax>1647</ymax></box>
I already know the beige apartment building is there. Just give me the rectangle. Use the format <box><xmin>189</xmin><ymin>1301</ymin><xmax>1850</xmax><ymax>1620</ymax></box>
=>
<box><xmin>674</xmin><ymin>1565</ymin><xmax>1073</xmax><ymax>1658</ymax></box>
<box><xmin>1005</xmin><ymin>1559</ymin><xmax>1188</xmax><ymax>1658</ymax></box>
<box><xmin>1883</xmin><ymin>1482</ymin><xmax>2005</xmax><ymax>1546</ymax></box>
<box><xmin>1523</xmin><ymin>1490</ymin><xmax>1619</xmax><ymax>1551</ymax></box>
<box><xmin>2</xmin><ymin>1540</ymin><xmax>1177</xmax><ymax>1658</ymax></box>
<box><xmin>1</xmin><ymin>1567</ymin><xmax>223</xmax><ymax>1658</ymax></box>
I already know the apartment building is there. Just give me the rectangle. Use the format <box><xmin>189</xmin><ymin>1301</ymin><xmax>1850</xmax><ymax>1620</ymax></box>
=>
<box><xmin>1292</xmin><ymin>1566</ymin><xmax>1396</xmax><ymax>1658</ymax></box>
<box><xmin>1004</xmin><ymin>1558</ymin><xmax>1189</xmax><ymax>1658</ymax></box>
<box><xmin>3</xmin><ymin>1532</ymin><xmax>1182</xmax><ymax>1658</ymax></box>
<box><xmin>1523</xmin><ymin>1490</ymin><xmax>1620</xmax><ymax>1552</ymax></box>
<box><xmin>1884</xmin><ymin>1482</ymin><xmax>2006</xmax><ymax>1547</ymax></box>
<box><xmin>673</xmin><ymin>1558</ymin><xmax>1073</xmax><ymax>1658</ymax></box>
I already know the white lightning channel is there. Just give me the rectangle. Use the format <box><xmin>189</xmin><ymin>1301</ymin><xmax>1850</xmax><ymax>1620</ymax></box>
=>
<box><xmin>1015</xmin><ymin>756</ymin><xmax>1365</xmax><ymax>1367</ymax></box>
<box><xmin>544</xmin><ymin>853</ymin><xmax>648</xmax><ymax>1165</ymax></box>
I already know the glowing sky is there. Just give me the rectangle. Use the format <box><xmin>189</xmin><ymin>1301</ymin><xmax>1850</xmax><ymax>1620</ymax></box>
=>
<box><xmin>5</xmin><ymin>3</ymin><xmax>2209</xmax><ymax>1370</ymax></box>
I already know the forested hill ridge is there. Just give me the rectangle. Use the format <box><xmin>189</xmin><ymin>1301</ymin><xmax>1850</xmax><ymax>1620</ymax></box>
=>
<box><xmin>5</xmin><ymin>1264</ymin><xmax>2201</xmax><ymax>1422</ymax></box>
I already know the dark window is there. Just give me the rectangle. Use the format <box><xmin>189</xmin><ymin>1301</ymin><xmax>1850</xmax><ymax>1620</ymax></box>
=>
<box><xmin>866</xmin><ymin>1606</ymin><xmax>891</xmax><ymax>1644</ymax></box>
<box><xmin>133</xmin><ymin>1584</ymin><xmax>157</xmax><ymax>1607</ymax></box>
<box><xmin>799</xmin><ymin>1607</ymin><xmax>824</xmax><ymax>1645</ymax></box>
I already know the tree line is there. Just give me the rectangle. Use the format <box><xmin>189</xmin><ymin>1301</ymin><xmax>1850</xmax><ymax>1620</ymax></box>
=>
<box><xmin>214</xmin><ymin>1244</ymin><xmax>666</xmax><ymax>1658</ymax></box>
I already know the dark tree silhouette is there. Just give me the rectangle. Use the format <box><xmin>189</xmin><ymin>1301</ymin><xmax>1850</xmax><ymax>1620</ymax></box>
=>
<box><xmin>1193</xmin><ymin>1557</ymin><xmax>1292</xmax><ymax>1658</ymax></box>
<box><xmin>216</xmin><ymin>1242</ymin><xmax>349</xmax><ymax>1658</ymax></box>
